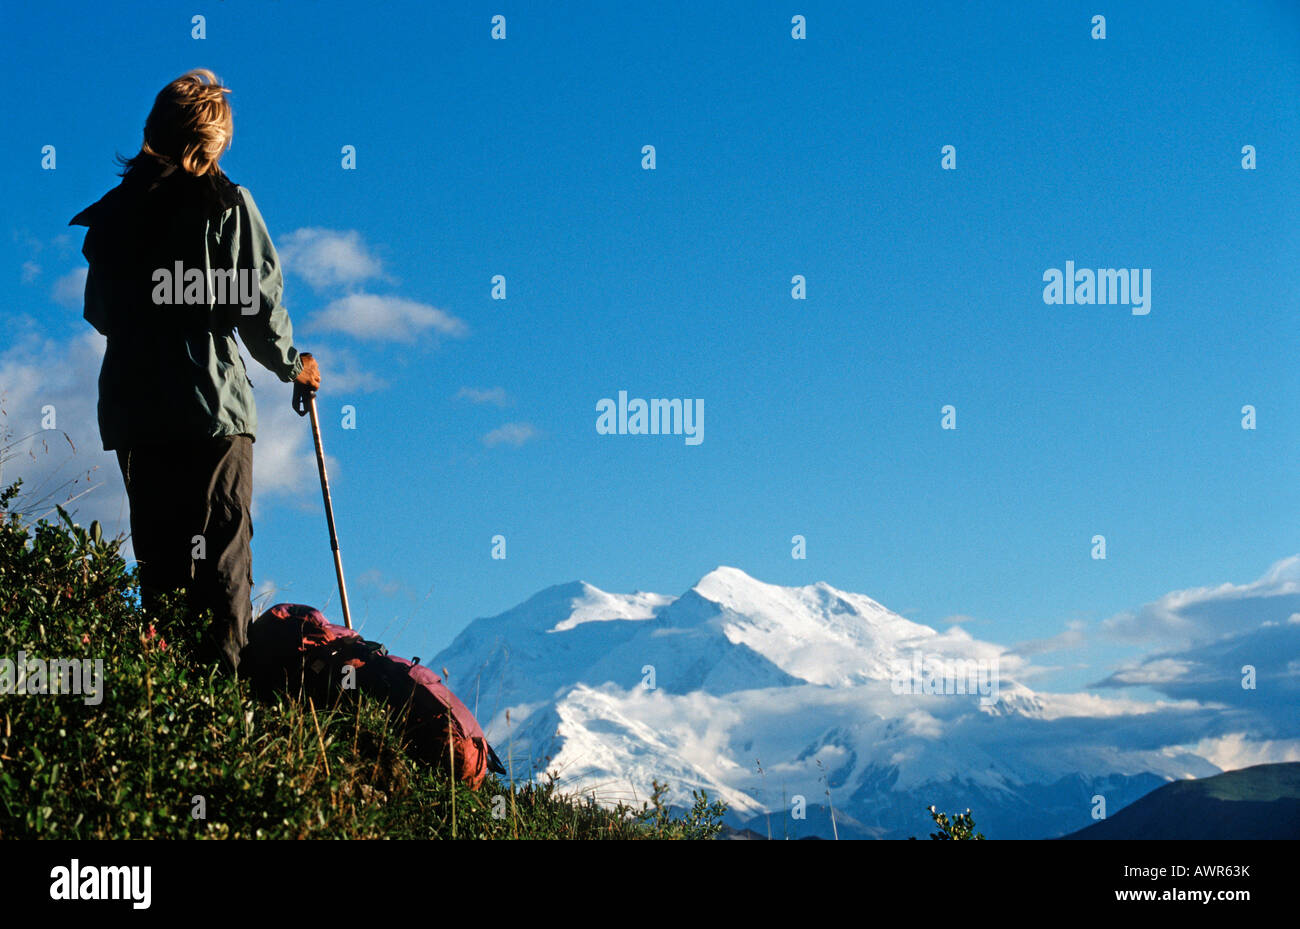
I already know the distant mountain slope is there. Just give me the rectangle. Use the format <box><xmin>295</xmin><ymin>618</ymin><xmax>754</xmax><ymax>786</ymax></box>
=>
<box><xmin>432</xmin><ymin>566</ymin><xmax>1239</xmax><ymax>839</ymax></box>
<box><xmin>1063</xmin><ymin>763</ymin><xmax>1300</xmax><ymax>839</ymax></box>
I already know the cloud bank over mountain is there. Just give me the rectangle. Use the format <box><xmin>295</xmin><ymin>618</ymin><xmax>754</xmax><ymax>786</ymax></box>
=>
<box><xmin>434</xmin><ymin>561</ymin><xmax>1300</xmax><ymax>838</ymax></box>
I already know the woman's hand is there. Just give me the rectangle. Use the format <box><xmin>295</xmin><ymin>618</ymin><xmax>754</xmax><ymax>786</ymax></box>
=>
<box><xmin>294</xmin><ymin>352</ymin><xmax>321</xmax><ymax>390</ymax></box>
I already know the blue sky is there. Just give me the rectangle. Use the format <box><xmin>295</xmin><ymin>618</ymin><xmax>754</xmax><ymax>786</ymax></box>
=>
<box><xmin>3</xmin><ymin>0</ymin><xmax>1297</xmax><ymax>693</ymax></box>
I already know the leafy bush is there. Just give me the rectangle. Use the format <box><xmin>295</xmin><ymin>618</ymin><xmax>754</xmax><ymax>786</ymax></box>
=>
<box><xmin>924</xmin><ymin>805</ymin><xmax>985</xmax><ymax>840</ymax></box>
<box><xmin>634</xmin><ymin>780</ymin><xmax>729</xmax><ymax>840</ymax></box>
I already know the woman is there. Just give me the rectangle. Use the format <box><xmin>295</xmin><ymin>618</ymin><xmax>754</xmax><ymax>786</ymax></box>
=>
<box><xmin>70</xmin><ymin>69</ymin><xmax>321</xmax><ymax>672</ymax></box>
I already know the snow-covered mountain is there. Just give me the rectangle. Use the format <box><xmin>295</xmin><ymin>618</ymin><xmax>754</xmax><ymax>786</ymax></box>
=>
<box><xmin>431</xmin><ymin>566</ymin><xmax>1221</xmax><ymax>838</ymax></box>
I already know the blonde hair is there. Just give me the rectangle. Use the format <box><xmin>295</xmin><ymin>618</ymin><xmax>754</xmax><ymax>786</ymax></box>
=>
<box><xmin>120</xmin><ymin>69</ymin><xmax>233</xmax><ymax>177</ymax></box>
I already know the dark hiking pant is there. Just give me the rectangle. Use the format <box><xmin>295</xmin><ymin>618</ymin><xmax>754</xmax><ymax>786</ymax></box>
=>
<box><xmin>116</xmin><ymin>435</ymin><xmax>254</xmax><ymax>673</ymax></box>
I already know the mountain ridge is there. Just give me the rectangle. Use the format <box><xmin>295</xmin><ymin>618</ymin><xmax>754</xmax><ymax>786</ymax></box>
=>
<box><xmin>1063</xmin><ymin>763</ymin><xmax>1300</xmax><ymax>839</ymax></box>
<box><xmin>432</xmin><ymin>565</ymin><xmax>1232</xmax><ymax>838</ymax></box>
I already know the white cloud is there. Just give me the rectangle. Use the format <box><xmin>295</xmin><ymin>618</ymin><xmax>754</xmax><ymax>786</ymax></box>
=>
<box><xmin>457</xmin><ymin>386</ymin><xmax>509</xmax><ymax>407</ymax></box>
<box><xmin>21</xmin><ymin>261</ymin><xmax>41</xmax><ymax>284</ymax></box>
<box><xmin>1186</xmin><ymin>734</ymin><xmax>1300</xmax><ymax>771</ymax></box>
<box><xmin>939</xmin><ymin>613</ymin><xmax>985</xmax><ymax>626</ymax></box>
<box><xmin>1101</xmin><ymin>555</ymin><xmax>1300</xmax><ymax>647</ymax></box>
<box><xmin>357</xmin><ymin>568</ymin><xmax>416</xmax><ymax>602</ymax></box>
<box><xmin>1008</xmin><ymin>619</ymin><xmax>1087</xmax><ymax>657</ymax></box>
<box><xmin>1099</xmin><ymin>658</ymin><xmax>1195</xmax><ymax>687</ymax></box>
<box><xmin>309</xmin><ymin>293</ymin><xmax>468</xmax><ymax>342</ymax></box>
<box><xmin>247</xmin><ymin>382</ymin><xmax>334</xmax><ymax>505</ymax></box>
<box><xmin>1028</xmin><ymin>691</ymin><xmax>1205</xmax><ymax>720</ymax></box>
<box><xmin>51</xmin><ymin>267</ymin><xmax>88</xmax><ymax>308</ymax></box>
<box><xmin>277</xmin><ymin>228</ymin><xmax>384</xmax><ymax>291</ymax></box>
<box><xmin>482</xmin><ymin>422</ymin><xmax>541</xmax><ymax>447</ymax></box>
<box><xmin>252</xmin><ymin>578</ymin><xmax>281</xmax><ymax>614</ymax></box>
<box><xmin>0</xmin><ymin>327</ymin><xmax>128</xmax><ymax>544</ymax></box>
<box><xmin>307</xmin><ymin>345</ymin><xmax>386</xmax><ymax>394</ymax></box>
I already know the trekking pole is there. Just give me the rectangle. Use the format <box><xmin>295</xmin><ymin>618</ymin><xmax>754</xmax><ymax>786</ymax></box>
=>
<box><xmin>293</xmin><ymin>380</ymin><xmax>354</xmax><ymax>630</ymax></box>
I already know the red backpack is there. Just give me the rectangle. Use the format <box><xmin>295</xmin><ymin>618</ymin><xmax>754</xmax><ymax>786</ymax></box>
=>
<box><xmin>244</xmin><ymin>603</ymin><xmax>504</xmax><ymax>790</ymax></box>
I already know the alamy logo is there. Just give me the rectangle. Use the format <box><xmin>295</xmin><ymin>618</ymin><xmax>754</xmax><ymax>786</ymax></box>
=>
<box><xmin>0</xmin><ymin>652</ymin><xmax>104</xmax><ymax>705</ymax></box>
<box><xmin>152</xmin><ymin>262</ymin><xmax>260</xmax><ymax>314</ymax></box>
<box><xmin>596</xmin><ymin>390</ymin><xmax>704</xmax><ymax>445</ymax></box>
<box><xmin>1042</xmin><ymin>261</ymin><xmax>1150</xmax><ymax>315</ymax></box>
<box><xmin>49</xmin><ymin>860</ymin><xmax>151</xmax><ymax>909</ymax></box>
<box><xmin>890</xmin><ymin>650</ymin><xmax>1000</xmax><ymax>706</ymax></box>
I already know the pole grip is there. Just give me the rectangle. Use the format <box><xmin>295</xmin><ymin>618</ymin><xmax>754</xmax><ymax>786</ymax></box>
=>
<box><xmin>292</xmin><ymin>380</ymin><xmax>314</xmax><ymax>417</ymax></box>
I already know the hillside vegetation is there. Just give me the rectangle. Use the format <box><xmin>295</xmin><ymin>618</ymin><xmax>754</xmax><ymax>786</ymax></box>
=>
<box><xmin>0</xmin><ymin>481</ymin><xmax>726</xmax><ymax>840</ymax></box>
<box><xmin>1064</xmin><ymin>762</ymin><xmax>1300</xmax><ymax>840</ymax></box>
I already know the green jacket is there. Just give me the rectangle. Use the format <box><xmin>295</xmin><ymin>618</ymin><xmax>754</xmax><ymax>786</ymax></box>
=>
<box><xmin>70</xmin><ymin>158</ymin><xmax>304</xmax><ymax>451</ymax></box>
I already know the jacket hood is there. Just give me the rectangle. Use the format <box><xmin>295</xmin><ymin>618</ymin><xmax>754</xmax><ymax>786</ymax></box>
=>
<box><xmin>69</xmin><ymin>158</ymin><xmax>241</xmax><ymax>231</ymax></box>
<box><xmin>69</xmin><ymin>158</ymin><xmax>242</xmax><ymax>265</ymax></box>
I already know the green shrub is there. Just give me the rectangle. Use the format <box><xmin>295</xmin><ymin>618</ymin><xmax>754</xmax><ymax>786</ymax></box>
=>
<box><xmin>924</xmin><ymin>805</ymin><xmax>985</xmax><ymax>840</ymax></box>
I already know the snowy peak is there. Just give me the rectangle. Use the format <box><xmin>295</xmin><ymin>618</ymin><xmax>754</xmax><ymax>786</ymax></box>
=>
<box><xmin>551</xmin><ymin>584</ymin><xmax>673</xmax><ymax>633</ymax></box>
<box><xmin>681</xmin><ymin>566</ymin><xmax>944</xmax><ymax>686</ymax></box>
<box><xmin>463</xmin><ymin>579</ymin><xmax>671</xmax><ymax>636</ymax></box>
<box><xmin>486</xmin><ymin>580</ymin><xmax>594</xmax><ymax>630</ymax></box>
<box><xmin>689</xmin><ymin>565</ymin><xmax>918</xmax><ymax>640</ymax></box>
<box><xmin>437</xmin><ymin>566</ymin><xmax>1017</xmax><ymax>720</ymax></box>
<box><xmin>689</xmin><ymin>565</ymin><xmax>769</xmax><ymax>605</ymax></box>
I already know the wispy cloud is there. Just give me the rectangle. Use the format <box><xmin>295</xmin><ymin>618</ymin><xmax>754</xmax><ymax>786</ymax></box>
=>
<box><xmin>457</xmin><ymin>386</ymin><xmax>509</xmax><ymax>407</ymax></box>
<box><xmin>51</xmin><ymin>267</ymin><xmax>87</xmax><ymax>308</ymax></box>
<box><xmin>1090</xmin><ymin>614</ymin><xmax>1300</xmax><ymax>710</ymax></box>
<box><xmin>253</xmin><ymin>578</ymin><xmax>283</xmax><ymax>614</ymax></box>
<box><xmin>308</xmin><ymin>345</ymin><xmax>387</xmax><ymax>394</ymax></box>
<box><xmin>1188</xmin><ymin>734</ymin><xmax>1300</xmax><ymax>771</ymax></box>
<box><xmin>309</xmin><ymin>294</ymin><xmax>468</xmax><ymax>342</ymax></box>
<box><xmin>1008</xmin><ymin>619</ymin><xmax>1087</xmax><ymax>657</ymax></box>
<box><xmin>1096</xmin><ymin>658</ymin><xmax>1194</xmax><ymax>687</ymax></box>
<box><xmin>249</xmin><ymin>387</ymin><xmax>336</xmax><ymax>506</ymax></box>
<box><xmin>357</xmin><ymin>567</ymin><xmax>416</xmax><ymax>602</ymax></box>
<box><xmin>939</xmin><ymin>613</ymin><xmax>986</xmax><ymax>626</ymax></box>
<box><xmin>278</xmin><ymin>228</ymin><xmax>385</xmax><ymax>291</ymax></box>
<box><xmin>0</xmin><ymin>327</ymin><xmax>126</xmax><ymax>542</ymax></box>
<box><xmin>1101</xmin><ymin>555</ymin><xmax>1300</xmax><ymax>647</ymax></box>
<box><xmin>482</xmin><ymin>422</ymin><xmax>541</xmax><ymax>448</ymax></box>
